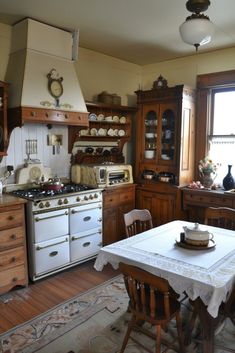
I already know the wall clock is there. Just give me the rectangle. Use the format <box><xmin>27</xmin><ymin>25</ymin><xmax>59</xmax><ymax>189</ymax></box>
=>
<box><xmin>47</xmin><ymin>69</ymin><xmax>63</xmax><ymax>106</ymax></box>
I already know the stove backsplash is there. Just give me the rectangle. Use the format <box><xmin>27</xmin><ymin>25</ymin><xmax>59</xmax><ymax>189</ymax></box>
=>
<box><xmin>0</xmin><ymin>123</ymin><xmax>71</xmax><ymax>184</ymax></box>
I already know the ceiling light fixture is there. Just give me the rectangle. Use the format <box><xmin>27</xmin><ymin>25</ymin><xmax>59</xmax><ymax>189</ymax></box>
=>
<box><xmin>179</xmin><ymin>0</ymin><xmax>215</xmax><ymax>51</ymax></box>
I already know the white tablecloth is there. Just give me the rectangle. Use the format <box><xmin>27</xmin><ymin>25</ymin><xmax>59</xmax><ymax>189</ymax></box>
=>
<box><xmin>94</xmin><ymin>220</ymin><xmax>235</xmax><ymax>318</ymax></box>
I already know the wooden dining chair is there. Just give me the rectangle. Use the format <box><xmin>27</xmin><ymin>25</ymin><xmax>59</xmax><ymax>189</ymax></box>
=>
<box><xmin>119</xmin><ymin>262</ymin><xmax>186</xmax><ymax>353</ymax></box>
<box><xmin>204</xmin><ymin>207</ymin><xmax>235</xmax><ymax>324</ymax></box>
<box><xmin>185</xmin><ymin>206</ymin><xmax>235</xmax><ymax>345</ymax></box>
<box><xmin>204</xmin><ymin>206</ymin><xmax>235</xmax><ymax>230</ymax></box>
<box><xmin>124</xmin><ymin>209</ymin><xmax>153</xmax><ymax>237</ymax></box>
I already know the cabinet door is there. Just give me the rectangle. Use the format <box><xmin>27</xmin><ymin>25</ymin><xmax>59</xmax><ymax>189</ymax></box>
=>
<box><xmin>137</xmin><ymin>190</ymin><xmax>175</xmax><ymax>226</ymax></box>
<box><xmin>103</xmin><ymin>208</ymin><xmax>118</xmax><ymax>246</ymax></box>
<box><xmin>142</xmin><ymin>104</ymin><xmax>159</xmax><ymax>162</ymax></box>
<box><xmin>159</xmin><ymin>101</ymin><xmax>178</xmax><ymax>165</ymax></box>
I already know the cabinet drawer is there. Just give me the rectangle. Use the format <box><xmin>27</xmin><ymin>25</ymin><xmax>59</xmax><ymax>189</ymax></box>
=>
<box><xmin>0</xmin><ymin>246</ymin><xmax>25</xmax><ymax>270</ymax></box>
<box><xmin>0</xmin><ymin>265</ymin><xmax>27</xmax><ymax>292</ymax></box>
<box><xmin>0</xmin><ymin>209</ymin><xmax>24</xmax><ymax>229</ymax></box>
<box><xmin>184</xmin><ymin>193</ymin><xmax>233</xmax><ymax>207</ymax></box>
<box><xmin>0</xmin><ymin>226</ymin><xmax>24</xmax><ymax>250</ymax></box>
<box><xmin>119</xmin><ymin>191</ymin><xmax>134</xmax><ymax>204</ymax></box>
<box><xmin>103</xmin><ymin>193</ymin><xmax>119</xmax><ymax>208</ymax></box>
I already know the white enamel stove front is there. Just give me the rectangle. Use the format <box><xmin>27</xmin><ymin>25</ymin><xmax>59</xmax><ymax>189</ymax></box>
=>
<box><xmin>26</xmin><ymin>189</ymin><xmax>103</xmax><ymax>281</ymax></box>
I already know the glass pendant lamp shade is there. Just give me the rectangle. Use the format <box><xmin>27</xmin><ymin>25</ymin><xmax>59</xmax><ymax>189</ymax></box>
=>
<box><xmin>179</xmin><ymin>17</ymin><xmax>215</xmax><ymax>49</ymax></box>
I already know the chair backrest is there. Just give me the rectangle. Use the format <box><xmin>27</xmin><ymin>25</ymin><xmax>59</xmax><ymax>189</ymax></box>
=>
<box><xmin>204</xmin><ymin>207</ymin><xmax>235</xmax><ymax>230</ymax></box>
<box><xmin>124</xmin><ymin>209</ymin><xmax>153</xmax><ymax>237</ymax></box>
<box><xmin>119</xmin><ymin>262</ymin><xmax>171</xmax><ymax>321</ymax></box>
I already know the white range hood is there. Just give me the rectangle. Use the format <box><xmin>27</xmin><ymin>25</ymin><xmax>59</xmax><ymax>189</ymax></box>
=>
<box><xmin>5</xmin><ymin>18</ymin><xmax>88</xmax><ymax>126</ymax></box>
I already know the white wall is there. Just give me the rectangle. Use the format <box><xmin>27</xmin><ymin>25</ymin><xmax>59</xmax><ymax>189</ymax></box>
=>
<box><xmin>141</xmin><ymin>47</ymin><xmax>235</xmax><ymax>90</ymax></box>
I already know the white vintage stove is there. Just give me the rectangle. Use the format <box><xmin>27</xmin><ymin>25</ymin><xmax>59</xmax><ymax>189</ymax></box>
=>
<box><xmin>9</xmin><ymin>163</ymin><xmax>103</xmax><ymax>281</ymax></box>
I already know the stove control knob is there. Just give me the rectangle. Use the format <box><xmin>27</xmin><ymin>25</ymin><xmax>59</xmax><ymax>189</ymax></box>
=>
<box><xmin>76</xmin><ymin>196</ymin><xmax>81</xmax><ymax>202</ymax></box>
<box><xmin>45</xmin><ymin>201</ymin><xmax>51</xmax><ymax>208</ymax></box>
<box><xmin>89</xmin><ymin>194</ymin><xmax>94</xmax><ymax>199</ymax></box>
<box><xmin>64</xmin><ymin>198</ymin><xmax>69</xmax><ymax>204</ymax></box>
<box><xmin>58</xmin><ymin>199</ymin><xmax>63</xmax><ymax>205</ymax></box>
<box><xmin>84</xmin><ymin>195</ymin><xmax>89</xmax><ymax>201</ymax></box>
<box><xmin>94</xmin><ymin>193</ymin><xmax>99</xmax><ymax>198</ymax></box>
<box><xmin>39</xmin><ymin>202</ymin><xmax>44</xmax><ymax>209</ymax></box>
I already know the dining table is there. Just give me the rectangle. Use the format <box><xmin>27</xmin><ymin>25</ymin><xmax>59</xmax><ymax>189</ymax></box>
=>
<box><xmin>94</xmin><ymin>220</ymin><xmax>235</xmax><ymax>353</ymax></box>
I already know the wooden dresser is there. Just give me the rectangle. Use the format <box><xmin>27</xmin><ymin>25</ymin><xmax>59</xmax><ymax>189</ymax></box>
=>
<box><xmin>0</xmin><ymin>195</ymin><xmax>28</xmax><ymax>294</ymax></box>
<box><xmin>182</xmin><ymin>187</ymin><xmax>235</xmax><ymax>223</ymax></box>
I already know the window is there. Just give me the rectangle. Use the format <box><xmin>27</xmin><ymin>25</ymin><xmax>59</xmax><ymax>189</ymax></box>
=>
<box><xmin>209</xmin><ymin>88</ymin><xmax>235</xmax><ymax>183</ymax></box>
<box><xmin>196</xmin><ymin>70</ymin><xmax>235</xmax><ymax>184</ymax></box>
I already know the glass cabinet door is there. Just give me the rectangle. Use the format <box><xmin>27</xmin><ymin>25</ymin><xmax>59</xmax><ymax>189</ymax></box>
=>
<box><xmin>144</xmin><ymin>110</ymin><xmax>158</xmax><ymax>160</ymax></box>
<box><xmin>160</xmin><ymin>109</ymin><xmax>175</xmax><ymax>161</ymax></box>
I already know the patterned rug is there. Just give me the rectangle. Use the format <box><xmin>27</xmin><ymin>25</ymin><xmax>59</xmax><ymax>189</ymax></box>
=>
<box><xmin>0</xmin><ymin>275</ymin><xmax>234</xmax><ymax>353</ymax></box>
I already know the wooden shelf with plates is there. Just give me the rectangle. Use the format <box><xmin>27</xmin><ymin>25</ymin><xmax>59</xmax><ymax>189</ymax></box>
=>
<box><xmin>69</xmin><ymin>101</ymin><xmax>136</xmax><ymax>165</ymax></box>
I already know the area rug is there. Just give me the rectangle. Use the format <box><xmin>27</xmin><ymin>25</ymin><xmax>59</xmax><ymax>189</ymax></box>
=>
<box><xmin>0</xmin><ymin>275</ymin><xmax>234</xmax><ymax>353</ymax></box>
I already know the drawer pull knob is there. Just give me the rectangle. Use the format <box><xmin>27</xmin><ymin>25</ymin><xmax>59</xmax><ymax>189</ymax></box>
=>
<box><xmin>8</xmin><ymin>215</ymin><xmax>14</xmax><ymax>220</ymax></box>
<box><xmin>12</xmin><ymin>277</ymin><xmax>18</xmax><ymax>282</ymax></box>
<box><xmin>83</xmin><ymin>216</ymin><xmax>91</xmax><ymax>222</ymax></box>
<box><xmin>30</xmin><ymin>111</ymin><xmax>36</xmax><ymax>117</ymax></box>
<box><xmin>98</xmin><ymin>218</ymin><xmax>102</xmax><ymax>222</ymax></box>
<box><xmin>11</xmin><ymin>234</ymin><xmax>17</xmax><ymax>240</ymax></box>
<box><xmin>83</xmin><ymin>242</ymin><xmax>91</xmax><ymax>247</ymax></box>
<box><xmin>49</xmin><ymin>251</ymin><xmax>58</xmax><ymax>257</ymax></box>
<box><xmin>11</xmin><ymin>257</ymin><xmax>16</xmax><ymax>263</ymax></box>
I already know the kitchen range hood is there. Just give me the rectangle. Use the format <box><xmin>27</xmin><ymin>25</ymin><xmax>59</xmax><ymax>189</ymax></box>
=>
<box><xmin>5</xmin><ymin>18</ymin><xmax>89</xmax><ymax>130</ymax></box>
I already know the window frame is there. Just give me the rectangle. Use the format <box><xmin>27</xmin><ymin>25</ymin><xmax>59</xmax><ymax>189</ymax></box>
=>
<box><xmin>195</xmin><ymin>70</ymin><xmax>235</xmax><ymax>179</ymax></box>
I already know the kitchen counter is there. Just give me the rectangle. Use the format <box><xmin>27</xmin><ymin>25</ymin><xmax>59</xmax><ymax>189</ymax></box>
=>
<box><xmin>0</xmin><ymin>193</ymin><xmax>27</xmax><ymax>207</ymax></box>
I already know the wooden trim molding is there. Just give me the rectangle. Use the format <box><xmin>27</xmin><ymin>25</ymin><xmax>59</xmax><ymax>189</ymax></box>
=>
<box><xmin>195</xmin><ymin>70</ymin><xmax>235</xmax><ymax>178</ymax></box>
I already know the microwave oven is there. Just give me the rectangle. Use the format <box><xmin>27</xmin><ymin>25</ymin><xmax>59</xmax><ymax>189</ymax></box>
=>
<box><xmin>71</xmin><ymin>164</ymin><xmax>133</xmax><ymax>188</ymax></box>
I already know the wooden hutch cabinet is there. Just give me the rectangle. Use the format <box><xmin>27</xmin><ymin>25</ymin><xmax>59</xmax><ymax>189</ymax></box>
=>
<box><xmin>135</xmin><ymin>85</ymin><xmax>195</xmax><ymax>226</ymax></box>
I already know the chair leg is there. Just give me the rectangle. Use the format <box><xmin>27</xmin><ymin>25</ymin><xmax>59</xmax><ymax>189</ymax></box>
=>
<box><xmin>119</xmin><ymin>315</ymin><xmax>135</xmax><ymax>353</ymax></box>
<box><xmin>156</xmin><ymin>324</ymin><xmax>161</xmax><ymax>353</ymax></box>
<box><xmin>175</xmin><ymin>312</ymin><xmax>186</xmax><ymax>353</ymax></box>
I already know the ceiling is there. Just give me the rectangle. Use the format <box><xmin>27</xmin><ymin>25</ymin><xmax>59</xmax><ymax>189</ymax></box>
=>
<box><xmin>0</xmin><ymin>0</ymin><xmax>235</xmax><ymax>65</ymax></box>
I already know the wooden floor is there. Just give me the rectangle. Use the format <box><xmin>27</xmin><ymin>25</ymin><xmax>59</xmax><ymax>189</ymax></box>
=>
<box><xmin>0</xmin><ymin>260</ymin><xmax>119</xmax><ymax>334</ymax></box>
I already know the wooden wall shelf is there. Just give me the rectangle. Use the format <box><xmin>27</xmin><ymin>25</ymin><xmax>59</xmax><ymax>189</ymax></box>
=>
<box><xmin>69</xmin><ymin>101</ymin><xmax>136</xmax><ymax>164</ymax></box>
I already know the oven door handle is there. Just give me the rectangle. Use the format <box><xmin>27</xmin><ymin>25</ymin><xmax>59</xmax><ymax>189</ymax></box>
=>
<box><xmin>71</xmin><ymin>205</ymin><xmax>101</xmax><ymax>214</ymax></box>
<box><xmin>35</xmin><ymin>211</ymin><xmax>68</xmax><ymax>222</ymax></box>
<box><xmin>71</xmin><ymin>229</ymin><xmax>102</xmax><ymax>241</ymax></box>
<box><xmin>36</xmin><ymin>237</ymin><xmax>68</xmax><ymax>250</ymax></box>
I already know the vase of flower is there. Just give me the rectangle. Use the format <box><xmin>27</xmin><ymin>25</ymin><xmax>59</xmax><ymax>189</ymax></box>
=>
<box><xmin>223</xmin><ymin>165</ymin><xmax>234</xmax><ymax>190</ymax></box>
<box><xmin>198</xmin><ymin>156</ymin><xmax>217</xmax><ymax>188</ymax></box>
<box><xmin>200</xmin><ymin>172</ymin><xmax>214</xmax><ymax>188</ymax></box>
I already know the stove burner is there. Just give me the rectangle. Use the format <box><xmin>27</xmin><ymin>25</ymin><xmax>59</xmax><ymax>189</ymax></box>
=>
<box><xmin>10</xmin><ymin>184</ymin><xmax>94</xmax><ymax>200</ymax></box>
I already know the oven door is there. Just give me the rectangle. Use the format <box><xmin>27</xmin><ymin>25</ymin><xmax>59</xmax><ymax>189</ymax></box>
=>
<box><xmin>70</xmin><ymin>203</ymin><xmax>102</xmax><ymax>234</ymax></box>
<box><xmin>33</xmin><ymin>235</ymin><xmax>70</xmax><ymax>276</ymax></box>
<box><xmin>33</xmin><ymin>209</ymin><xmax>69</xmax><ymax>242</ymax></box>
<box><xmin>70</xmin><ymin>229</ymin><xmax>102</xmax><ymax>262</ymax></box>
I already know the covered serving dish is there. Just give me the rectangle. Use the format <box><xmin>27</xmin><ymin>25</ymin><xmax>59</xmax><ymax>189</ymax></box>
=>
<box><xmin>183</xmin><ymin>223</ymin><xmax>213</xmax><ymax>246</ymax></box>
